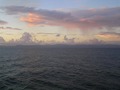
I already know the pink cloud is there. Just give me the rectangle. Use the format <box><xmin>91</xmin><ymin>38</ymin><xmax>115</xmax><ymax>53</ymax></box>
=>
<box><xmin>1</xmin><ymin>6</ymin><xmax>120</xmax><ymax>30</ymax></box>
<box><xmin>20</xmin><ymin>13</ymin><xmax>46</xmax><ymax>26</ymax></box>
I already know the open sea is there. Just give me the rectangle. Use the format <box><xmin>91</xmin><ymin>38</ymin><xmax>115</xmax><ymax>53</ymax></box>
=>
<box><xmin>0</xmin><ymin>46</ymin><xmax>120</xmax><ymax>90</ymax></box>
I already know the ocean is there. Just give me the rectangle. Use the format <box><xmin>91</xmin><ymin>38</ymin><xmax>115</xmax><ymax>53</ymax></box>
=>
<box><xmin>0</xmin><ymin>46</ymin><xmax>120</xmax><ymax>90</ymax></box>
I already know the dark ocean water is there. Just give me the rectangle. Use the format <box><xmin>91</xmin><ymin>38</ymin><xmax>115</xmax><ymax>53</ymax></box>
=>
<box><xmin>0</xmin><ymin>46</ymin><xmax>120</xmax><ymax>90</ymax></box>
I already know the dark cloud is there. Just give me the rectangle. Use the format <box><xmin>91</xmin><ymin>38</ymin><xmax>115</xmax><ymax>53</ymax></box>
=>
<box><xmin>56</xmin><ymin>34</ymin><xmax>60</xmax><ymax>37</ymax></box>
<box><xmin>19</xmin><ymin>32</ymin><xmax>32</xmax><ymax>43</ymax></box>
<box><xmin>17</xmin><ymin>32</ymin><xmax>44</xmax><ymax>45</ymax></box>
<box><xmin>1</xmin><ymin>6</ymin><xmax>120</xmax><ymax>30</ymax></box>
<box><xmin>64</xmin><ymin>35</ymin><xmax>75</xmax><ymax>44</ymax></box>
<box><xmin>0</xmin><ymin>20</ymin><xmax>8</xmax><ymax>25</ymax></box>
<box><xmin>1</xmin><ymin>6</ymin><xmax>35</xmax><ymax>15</ymax></box>
<box><xmin>0</xmin><ymin>26</ymin><xmax>22</xmax><ymax>30</ymax></box>
<box><xmin>6</xmin><ymin>27</ymin><xmax>22</xmax><ymax>30</ymax></box>
<box><xmin>0</xmin><ymin>36</ymin><xmax>5</xmax><ymax>44</ymax></box>
<box><xmin>37</xmin><ymin>32</ymin><xmax>62</xmax><ymax>37</ymax></box>
<box><xmin>7</xmin><ymin>32</ymin><xmax>40</xmax><ymax>45</ymax></box>
<box><xmin>88</xmin><ymin>38</ymin><xmax>104</xmax><ymax>44</ymax></box>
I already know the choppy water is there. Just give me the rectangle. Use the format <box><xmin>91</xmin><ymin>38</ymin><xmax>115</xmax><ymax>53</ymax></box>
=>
<box><xmin>0</xmin><ymin>46</ymin><xmax>120</xmax><ymax>90</ymax></box>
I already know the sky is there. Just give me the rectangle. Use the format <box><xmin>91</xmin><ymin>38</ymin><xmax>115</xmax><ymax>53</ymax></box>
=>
<box><xmin>0</xmin><ymin>0</ymin><xmax>120</xmax><ymax>45</ymax></box>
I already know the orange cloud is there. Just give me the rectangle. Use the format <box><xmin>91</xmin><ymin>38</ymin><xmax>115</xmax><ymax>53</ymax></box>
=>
<box><xmin>20</xmin><ymin>13</ymin><xmax>46</xmax><ymax>26</ymax></box>
<box><xmin>97</xmin><ymin>32</ymin><xmax>120</xmax><ymax>41</ymax></box>
<box><xmin>6</xmin><ymin>6</ymin><xmax>118</xmax><ymax>30</ymax></box>
<box><xmin>20</xmin><ymin>13</ymin><xmax>101</xmax><ymax>30</ymax></box>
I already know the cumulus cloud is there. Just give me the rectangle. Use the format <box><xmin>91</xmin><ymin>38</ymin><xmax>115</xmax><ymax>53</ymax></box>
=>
<box><xmin>1</xmin><ymin>6</ymin><xmax>120</xmax><ymax>30</ymax></box>
<box><xmin>0</xmin><ymin>37</ymin><xmax>5</xmax><ymax>44</ymax></box>
<box><xmin>0</xmin><ymin>20</ymin><xmax>8</xmax><ymax>25</ymax></box>
<box><xmin>0</xmin><ymin>26</ymin><xmax>22</xmax><ymax>30</ymax></box>
<box><xmin>6</xmin><ymin>33</ymin><xmax>76</xmax><ymax>45</ymax></box>
<box><xmin>6</xmin><ymin>32</ymin><xmax>38</xmax><ymax>45</ymax></box>
<box><xmin>16</xmin><ymin>32</ymin><xmax>45</xmax><ymax>45</ymax></box>
<box><xmin>19</xmin><ymin>32</ymin><xmax>32</xmax><ymax>43</ymax></box>
<box><xmin>64</xmin><ymin>35</ymin><xmax>75</xmax><ymax>44</ymax></box>
<box><xmin>56</xmin><ymin>34</ymin><xmax>60</xmax><ymax>37</ymax></box>
<box><xmin>2</xmin><ymin>32</ymin><xmax>33</xmax><ymax>45</ymax></box>
<box><xmin>87</xmin><ymin>38</ymin><xmax>104</xmax><ymax>45</ymax></box>
<box><xmin>1</xmin><ymin>31</ymin><xmax>120</xmax><ymax>45</ymax></box>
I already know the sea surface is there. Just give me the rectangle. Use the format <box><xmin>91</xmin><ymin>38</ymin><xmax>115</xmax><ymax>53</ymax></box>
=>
<box><xmin>0</xmin><ymin>46</ymin><xmax>120</xmax><ymax>90</ymax></box>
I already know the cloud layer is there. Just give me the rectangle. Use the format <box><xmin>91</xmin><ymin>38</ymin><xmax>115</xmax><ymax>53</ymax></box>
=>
<box><xmin>97</xmin><ymin>32</ymin><xmax>120</xmax><ymax>40</ymax></box>
<box><xmin>1</xmin><ymin>6</ymin><xmax>120</xmax><ymax>30</ymax></box>
<box><xmin>0</xmin><ymin>26</ymin><xmax>22</xmax><ymax>30</ymax></box>
<box><xmin>0</xmin><ymin>20</ymin><xmax>7</xmax><ymax>25</ymax></box>
<box><xmin>0</xmin><ymin>32</ymin><xmax>120</xmax><ymax>45</ymax></box>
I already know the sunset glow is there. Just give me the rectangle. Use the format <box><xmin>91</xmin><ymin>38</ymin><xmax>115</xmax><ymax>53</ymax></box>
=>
<box><xmin>0</xmin><ymin>0</ymin><xmax>120</xmax><ymax>45</ymax></box>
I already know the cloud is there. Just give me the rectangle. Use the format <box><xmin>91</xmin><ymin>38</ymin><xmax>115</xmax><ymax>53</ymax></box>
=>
<box><xmin>0</xmin><ymin>26</ymin><xmax>22</xmax><ymax>30</ymax></box>
<box><xmin>0</xmin><ymin>20</ymin><xmax>8</xmax><ymax>25</ymax></box>
<box><xmin>0</xmin><ymin>36</ymin><xmax>5</xmax><ymax>44</ymax></box>
<box><xmin>1</xmin><ymin>6</ymin><xmax>120</xmax><ymax>30</ymax></box>
<box><xmin>7</xmin><ymin>33</ymin><xmax>76</xmax><ymax>45</ymax></box>
<box><xmin>7</xmin><ymin>32</ymin><xmax>41</xmax><ymax>45</ymax></box>
<box><xmin>64</xmin><ymin>35</ymin><xmax>75</xmax><ymax>44</ymax></box>
<box><xmin>37</xmin><ymin>32</ymin><xmax>58</xmax><ymax>35</ymax></box>
<box><xmin>94</xmin><ymin>32</ymin><xmax>120</xmax><ymax>44</ymax></box>
<box><xmin>37</xmin><ymin>32</ymin><xmax>62</xmax><ymax>37</ymax></box>
<box><xmin>1</xmin><ymin>6</ymin><xmax>35</xmax><ymax>15</ymax></box>
<box><xmin>97</xmin><ymin>32</ymin><xmax>120</xmax><ymax>40</ymax></box>
<box><xmin>88</xmin><ymin>38</ymin><xmax>104</xmax><ymax>45</ymax></box>
<box><xmin>20</xmin><ymin>13</ymin><xmax>46</xmax><ymax>26</ymax></box>
<box><xmin>1</xmin><ymin>31</ymin><xmax>120</xmax><ymax>45</ymax></box>
<box><xmin>16</xmin><ymin>32</ymin><xmax>46</xmax><ymax>45</ymax></box>
<box><xmin>56</xmin><ymin>34</ymin><xmax>60</xmax><ymax>37</ymax></box>
<box><xmin>19</xmin><ymin>32</ymin><xmax>33</xmax><ymax>43</ymax></box>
